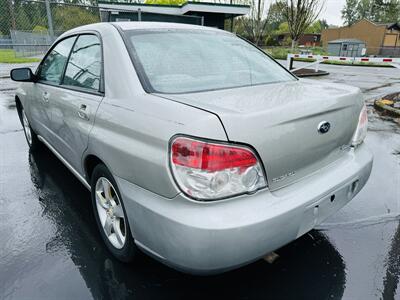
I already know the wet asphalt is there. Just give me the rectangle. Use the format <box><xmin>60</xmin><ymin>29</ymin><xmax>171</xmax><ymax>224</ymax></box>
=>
<box><xmin>1</xmin><ymin>64</ymin><xmax>400</xmax><ymax>300</ymax></box>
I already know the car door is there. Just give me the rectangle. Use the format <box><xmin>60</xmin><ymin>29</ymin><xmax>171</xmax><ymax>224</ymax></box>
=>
<box><xmin>49</xmin><ymin>34</ymin><xmax>104</xmax><ymax>175</ymax></box>
<box><xmin>31</xmin><ymin>36</ymin><xmax>77</xmax><ymax>142</ymax></box>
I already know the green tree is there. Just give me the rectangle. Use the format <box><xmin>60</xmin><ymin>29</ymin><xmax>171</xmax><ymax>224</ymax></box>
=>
<box><xmin>16</xmin><ymin>1</ymin><xmax>48</xmax><ymax>31</ymax></box>
<box><xmin>234</xmin><ymin>0</ymin><xmax>270</xmax><ymax>45</ymax></box>
<box><xmin>266</xmin><ymin>1</ymin><xmax>286</xmax><ymax>31</ymax></box>
<box><xmin>341</xmin><ymin>0</ymin><xmax>400</xmax><ymax>25</ymax></box>
<box><xmin>235</xmin><ymin>0</ymin><xmax>289</xmax><ymax>45</ymax></box>
<box><xmin>274</xmin><ymin>22</ymin><xmax>289</xmax><ymax>34</ymax></box>
<box><xmin>53</xmin><ymin>6</ymin><xmax>99</xmax><ymax>32</ymax></box>
<box><xmin>305</xmin><ymin>20</ymin><xmax>321</xmax><ymax>33</ymax></box>
<box><xmin>0</xmin><ymin>0</ymin><xmax>103</xmax><ymax>36</ymax></box>
<box><xmin>378</xmin><ymin>0</ymin><xmax>400</xmax><ymax>22</ymax></box>
<box><xmin>145</xmin><ymin>0</ymin><xmax>187</xmax><ymax>4</ymax></box>
<box><xmin>342</xmin><ymin>0</ymin><xmax>359</xmax><ymax>25</ymax></box>
<box><xmin>318</xmin><ymin>19</ymin><xmax>328</xmax><ymax>29</ymax></box>
<box><xmin>304</xmin><ymin>19</ymin><xmax>328</xmax><ymax>33</ymax></box>
<box><xmin>357</xmin><ymin>0</ymin><xmax>373</xmax><ymax>19</ymax></box>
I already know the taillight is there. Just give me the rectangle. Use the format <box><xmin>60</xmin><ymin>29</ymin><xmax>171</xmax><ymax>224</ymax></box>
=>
<box><xmin>170</xmin><ymin>136</ymin><xmax>267</xmax><ymax>200</ymax></box>
<box><xmin>351</xmin><ymin>104</ymin><xmax>368</xmax><ymax>147</ymax></box>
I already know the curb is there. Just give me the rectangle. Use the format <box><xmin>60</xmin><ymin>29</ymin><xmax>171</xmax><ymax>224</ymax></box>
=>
<box><xmin>374</xmin><ymin>99</ymin><xmax>400</xmax><ymax>118</ymax></box>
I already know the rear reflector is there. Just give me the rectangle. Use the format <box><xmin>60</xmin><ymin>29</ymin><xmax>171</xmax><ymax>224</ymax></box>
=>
<box><xmin>351</xmin><ymin>104</ymin><xmax>368</xmax><ymax>147</ymax></box>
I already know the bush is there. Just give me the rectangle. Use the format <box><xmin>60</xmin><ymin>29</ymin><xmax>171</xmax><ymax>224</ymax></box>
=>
<box><xmin>264</xmin><ymin>35</ymin><xmax>280</xmax><ymax>46</ymax></box>
<box><xmin>264</xmin><ymin>47</ymin><xmax>292</xmax><ymax>60</ymax></box>
<box><xmin>32</xmin><ymin>25</ymin><xmax>47</xmax><ymax>33</ymax></box>
<box><xmin>264</xmin><ymin>47</ymin><xmax>328</xmax><ymax>60</ymax></box>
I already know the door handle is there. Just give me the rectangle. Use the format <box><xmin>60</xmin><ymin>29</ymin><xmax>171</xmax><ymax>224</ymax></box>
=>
<box><xmin>78</xmin><ymin>104</ymin><xmax>89</xmax><ymax>120</ymax></box>
<box><xmin>42</xmin><ymin>91</ymin><xmax>49</xmax><ymax>103</ymax></box>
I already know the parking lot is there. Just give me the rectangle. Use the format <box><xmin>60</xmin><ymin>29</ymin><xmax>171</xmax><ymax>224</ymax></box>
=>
<box><xmin>1</xmin><ymin>62</ymin><xmax>399</xmax><ymax>299</ymax></box>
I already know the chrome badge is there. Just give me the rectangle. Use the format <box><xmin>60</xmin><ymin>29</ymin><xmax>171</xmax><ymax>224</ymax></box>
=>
<box><xmin>318</xmin><ymin>121</ymin><xmax>331</xmax><ymax>134</ymax></box>
<box><xmin>272</xmin><ymin>171</ymin><xmax>296</xmax><ymax>183</ymax></box>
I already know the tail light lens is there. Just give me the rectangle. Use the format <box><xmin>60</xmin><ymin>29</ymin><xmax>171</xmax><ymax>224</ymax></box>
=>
<box><xmin>170</xmin><ymin>136</ymin><xmax>267</xmax><ymax>200</ymax></box>
<box><xmin>351</xmin><ymin>104</ymin><xmax>368</xmax><ymax>147</ymax></box>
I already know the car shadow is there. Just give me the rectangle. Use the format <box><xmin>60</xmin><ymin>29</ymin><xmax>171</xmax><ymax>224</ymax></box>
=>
<box><xmin>28</xmin><ymin>147</ymin><xmax>347</xmax><ymax>300</ymax></box>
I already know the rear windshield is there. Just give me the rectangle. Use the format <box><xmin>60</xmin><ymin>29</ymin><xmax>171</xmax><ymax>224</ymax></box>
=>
<box><xmin>124</xmin><ymin>29</ymin><xmax>295</xmax><ymax>94</ymax></box>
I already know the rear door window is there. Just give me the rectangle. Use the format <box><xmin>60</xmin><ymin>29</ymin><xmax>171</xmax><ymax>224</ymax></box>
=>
<box><xmin>62</xmin><ymin>34</ymin><xmax>102</xmax><ymax>92</ymax></box>
<box><xmin>37</xmin><ymin>36</ymin><xmax>76</xmax><ymax>84</ymax></box>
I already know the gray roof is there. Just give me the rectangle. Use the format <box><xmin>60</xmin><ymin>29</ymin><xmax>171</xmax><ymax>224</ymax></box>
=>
<box><xmin>98</xmin><ymin>1</ymin><xmax>250</xmax><ymax>16</ymax></box>
<box><xmin>328</xmin><ymin>38</ymin><xmax>365</xmax><ymax>44</ymax></box>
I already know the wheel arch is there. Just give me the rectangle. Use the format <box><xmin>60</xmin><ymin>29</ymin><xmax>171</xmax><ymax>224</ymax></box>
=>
<box><xmin>84</xmin><ymin>154</ymin><xmax>106</xmax><ymax>183</ymax></box>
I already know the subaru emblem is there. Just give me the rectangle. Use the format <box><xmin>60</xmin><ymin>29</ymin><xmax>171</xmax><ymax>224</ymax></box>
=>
<box><xmin>318</xmin><ymin>121</ymin><xmax>331</xmax><ymax>134</ymax></box>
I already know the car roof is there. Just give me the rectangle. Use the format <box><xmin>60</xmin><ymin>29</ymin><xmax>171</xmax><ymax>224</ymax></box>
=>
<box><xmin>58</xmin><ymin>21</ymin><xmax>228</xmax><ymax>43</ymax></box>
<box><xmin>112</xmin><ymin>21</ymin><xmax>223</xmax><ymax>32</ymax></box>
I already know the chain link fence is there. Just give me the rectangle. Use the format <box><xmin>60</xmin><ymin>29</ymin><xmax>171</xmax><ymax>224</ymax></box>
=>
<box><xmin>0</xmin><ymin>0</ymin><xmax>224</xmax><ymax>66</ymax></box>
<box><xmin>0</xmin><ymin>0</ymin><xmax>100</xmax><ymax>66</ymax></box>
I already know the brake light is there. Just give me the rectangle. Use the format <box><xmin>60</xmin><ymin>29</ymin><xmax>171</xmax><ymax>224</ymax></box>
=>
<box><xmin>351</xmin><ymin>104</ymin><xmax>368</xmax><ymax>147</ymax></box>
<box><xmin>170</xmin><ymin>137</ymin><xmax>267</xmax><ymax>200</ymax></box>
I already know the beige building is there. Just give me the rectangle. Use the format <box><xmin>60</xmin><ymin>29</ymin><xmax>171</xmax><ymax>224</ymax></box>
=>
<box><xmin>321</xmin><ymin>19</ymin><xmax>400</xmax><ymax>56</ymax></box>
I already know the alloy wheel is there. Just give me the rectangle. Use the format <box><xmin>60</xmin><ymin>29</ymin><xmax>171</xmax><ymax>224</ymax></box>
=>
<box><xmin>22</xmin><ymin>109</ymin><xmax>32</xmax><ymax>146</ymax></box>
<box><xmin>95</xmin><ymin>177</ymin><xmax>127</xmax><ymax>249</ymax></box>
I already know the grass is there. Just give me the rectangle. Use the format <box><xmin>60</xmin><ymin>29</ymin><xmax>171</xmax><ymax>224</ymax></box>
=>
<box><xmin>0</xmin><ymin>49</ymin><xmax>41</xmax><ymax>63</ymax></box>
<box><xmin>264</xmin><ymin>47</ymin><xmax>292</xmax><ymax>60</ymax></box>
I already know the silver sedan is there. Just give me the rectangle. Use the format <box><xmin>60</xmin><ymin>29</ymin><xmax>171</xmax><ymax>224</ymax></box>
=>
<box><xmin>11</xmin><ymin>22</ymin><xmax>373</xmax><ymax>274</ymax></box>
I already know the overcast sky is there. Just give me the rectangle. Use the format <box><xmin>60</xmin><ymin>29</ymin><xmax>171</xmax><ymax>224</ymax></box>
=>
<box><xmin>321</xmin><ymin>0</ymin><xmax>346</xmax><ymax>26</ymax></box>
<box><xmin>264</xmin><ymin>0</ymin><xmax>346</xmax><ymax>26</ymax></box>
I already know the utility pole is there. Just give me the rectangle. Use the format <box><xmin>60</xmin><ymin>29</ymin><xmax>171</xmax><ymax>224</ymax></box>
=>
<box><xmin>44</xmin><ymin>0</ymin><xmax>54</xmax><ymax>39</ymax></box>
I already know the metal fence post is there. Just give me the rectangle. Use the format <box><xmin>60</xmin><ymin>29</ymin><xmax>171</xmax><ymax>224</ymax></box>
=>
<box><xmin>45</xmin><ymin>0</ymin><xmax>54</xmax><ymax>39</ymax></box>
<box><xmin>138</xmin><ymin>8</ymin><xmax>142</xmax><ymax>21</ymax></box>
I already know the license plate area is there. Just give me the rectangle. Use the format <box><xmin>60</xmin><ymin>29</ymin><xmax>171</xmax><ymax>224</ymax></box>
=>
<box><xmin>297</xmin><ymin>179</ymin><xmax>359</xmax><ymax>237</ymax></box>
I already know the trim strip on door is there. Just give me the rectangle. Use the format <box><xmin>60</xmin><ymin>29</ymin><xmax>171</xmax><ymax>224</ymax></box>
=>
<box><xmin>37</xmin><ymin>135</ymin><xmax>91</xmax><ymax>190</ymax></box>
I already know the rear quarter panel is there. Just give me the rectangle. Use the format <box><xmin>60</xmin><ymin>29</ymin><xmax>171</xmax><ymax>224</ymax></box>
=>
<box><xmin>84</xmin><ymin>24</ymin><xmax>227</xmax><ymax>198</ymax></box>
<box><xmin>88</xmin><ymin>94</ymin><xmax>227</xmax><ymax>198</ymax></box>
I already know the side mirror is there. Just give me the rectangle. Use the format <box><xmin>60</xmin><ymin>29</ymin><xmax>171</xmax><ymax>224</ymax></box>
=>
<box><xmin>10</xmin><ymin>68</ymin><xmax>36</xmax><ymax>82</ymax></box>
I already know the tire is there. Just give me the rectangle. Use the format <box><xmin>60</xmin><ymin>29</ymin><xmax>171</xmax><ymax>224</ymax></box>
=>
<box><xmin>91</xmin><ymin>164</ymin><xmax>137</xmax><ymax>262</ymax></box>
<box><xmin>20</xmin><ymin>107</ymin><xmax>41</xmax><ymax>151</ymax></box>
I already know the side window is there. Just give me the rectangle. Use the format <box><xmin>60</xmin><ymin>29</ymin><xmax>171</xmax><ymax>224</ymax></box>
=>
<box><xmin>62</xmin><ymin>35</ymin><xmax>102</xmax><ymax>91</ymax></box>
<box><xmin>37</xmin><ymin>36</ymin><xmax>76</xmax><ymax>84</ymax></box>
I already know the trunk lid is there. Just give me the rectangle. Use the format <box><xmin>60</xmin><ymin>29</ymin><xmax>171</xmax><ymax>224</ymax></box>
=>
<box><xmin>157</xmin><ymin>79</ymin><xmax>363</xmax><ymax>190</ymax></box>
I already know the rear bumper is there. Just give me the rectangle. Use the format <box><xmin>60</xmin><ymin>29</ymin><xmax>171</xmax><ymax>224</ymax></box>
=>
<box><xmin>116</xmin><ymin>144</ymin><xmax>373</xmax><ymax>275</ymax></box>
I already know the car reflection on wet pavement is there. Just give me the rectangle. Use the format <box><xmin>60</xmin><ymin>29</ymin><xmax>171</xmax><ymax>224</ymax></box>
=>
<box><xmin>2</xmin><ymin>147</ymin><xmax>347</xmax><ymax>299</ymax></box>
<box><xmin>1</xmin><ymin>74</ymin><xmax>400</xmax><ymax>299</ymax></box>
